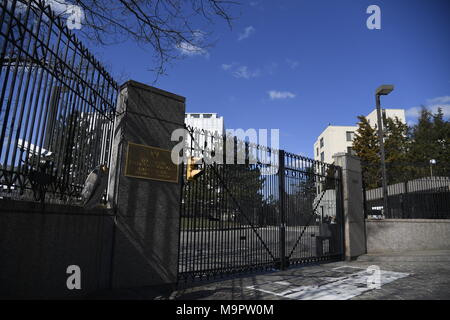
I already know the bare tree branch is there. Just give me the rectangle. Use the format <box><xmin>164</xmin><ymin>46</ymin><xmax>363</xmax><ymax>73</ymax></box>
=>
<box><xmin>54</xmin><ymin>0</ymin><xmax>239</xmax><ymax>81</ymax></box>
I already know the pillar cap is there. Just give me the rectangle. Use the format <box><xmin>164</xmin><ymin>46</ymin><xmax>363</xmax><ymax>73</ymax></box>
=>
<box><xmin>120</xmin><ymin>80</ymin><xmax>186</xmax><ymax>103</ymax></box>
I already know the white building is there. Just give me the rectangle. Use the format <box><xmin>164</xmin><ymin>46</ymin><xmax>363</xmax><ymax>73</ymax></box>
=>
<box><xmin>184</xmin><ymin>113</ymin><xmax>225</xmax><ymax>158</ymax></box>
<box><xmin>185</xmin><ymin>113</ymin><xmax>224</xmax><ymax>135</ymax></box>
<box><xmin>365</xmin><ymin>109</ymin><xmax>406</xmax><ymax>128</ymax></box>
<box><xmin>313</xmin><ymin>126</ymin><xmax>357</xmax><ymax>164</ymax></box>
<box><xmin>313</xmin><ymin>108</ymin><xmax>406</xmax><ymax>164</ymax></box>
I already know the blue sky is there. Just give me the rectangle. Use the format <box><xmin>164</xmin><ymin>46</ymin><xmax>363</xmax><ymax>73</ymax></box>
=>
<box><xmin>89</xmin><ymin>0</ymin><xmax>450</xmax><ymax>158</ymax></box>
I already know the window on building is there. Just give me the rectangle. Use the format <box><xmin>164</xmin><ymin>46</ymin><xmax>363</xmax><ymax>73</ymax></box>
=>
<box><xmin>320</xmin><ymin>138</ymin><xmax>324</xmax><ymax>148</ymax></box>
<box><xmin>346</xmin><ymin>131</ymin><xmax>354</xmax><ymax>142</ymax></box>
<box><xmin>203</xmin><ymin>114</ymin><xmax>212</xmax><ymax>118</ymax></box>
<box><xmin>316</xmin><ymin>148</ymin><xmax>319</xmax><ymax>157</ymax></box>
<box><xmin>192</xmin><ymin>114</ymin><xmax>200</xmax><ymax>118</ymax></box>
<box><xmin>320</xmin><ymin>152</ymin><xmax>324</xmax><ymax>162</ymax></box>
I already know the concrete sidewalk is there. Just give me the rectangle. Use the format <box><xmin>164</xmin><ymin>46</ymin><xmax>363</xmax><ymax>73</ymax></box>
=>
<box><xmin>356</xmin><ymin>249</ymin><xmax>450</xmax><ymax>262</ymax></box>
<box><xmin>171</xmin><ymin>250</ymin><xmax>450</xmax><ymax>300</ymax></box>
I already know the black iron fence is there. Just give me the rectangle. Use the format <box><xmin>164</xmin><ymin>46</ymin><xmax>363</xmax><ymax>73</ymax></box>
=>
<box><xmin>0</xmin><ymin>0</ymin><xmax>118</xmax><ymax>204</ymax></box>
<box><xmin>363</xmin><ymin>162</ymin><xmax>450</xmax><ymax>219</ymax></box>
<box><xmin>178</xmin><ymin>126</ymin><xmax>344</xmax><ymax>283</ymax></box>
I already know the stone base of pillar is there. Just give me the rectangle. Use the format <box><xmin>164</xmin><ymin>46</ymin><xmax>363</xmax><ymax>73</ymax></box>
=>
<box><xmin>333</xmin><ymin>153</ymin><xmax>367</xmax><ymax>260</ymax></box>
<box><xmin>107</xmin><ymin>80</ymin><xmax>185</xmax><ymax>291</ymax></box>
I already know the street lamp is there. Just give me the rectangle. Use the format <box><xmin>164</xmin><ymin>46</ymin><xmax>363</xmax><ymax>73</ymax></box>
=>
<box><xmin>430</xmin><ymin>159</ymin><xmax>436</xmax><ymax>178</ymax></box>
<box><xmin>375</xmin><ymin>85</ymin><xmax>394</xmax><ymax>217</ymax></box>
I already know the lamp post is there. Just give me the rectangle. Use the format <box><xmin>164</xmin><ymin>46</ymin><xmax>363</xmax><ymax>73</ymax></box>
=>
<box><xmin>430</xmin><ymin>159</ymin><xmax>436</xmax><ymax>178</ymax></box>
<box><xmin>375</xmin><ymin>85</ymin><xmax>394</xmax><ymax>217</ymax></box>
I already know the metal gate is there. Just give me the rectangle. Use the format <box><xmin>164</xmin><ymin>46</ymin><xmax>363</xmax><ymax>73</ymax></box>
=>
<box><xmin>178</xmin><ymin>127</ymin><xmax>344</xmax><ymax>283</ymax></box>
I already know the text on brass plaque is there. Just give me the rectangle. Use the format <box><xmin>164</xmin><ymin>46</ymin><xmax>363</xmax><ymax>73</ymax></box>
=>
<box><xmin>124</xmin><ymin>142</ymin><xmax>178</xmax><ymax>183</ymax></box>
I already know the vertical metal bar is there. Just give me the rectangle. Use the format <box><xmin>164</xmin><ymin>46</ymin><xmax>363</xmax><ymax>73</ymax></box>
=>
<box><xmin>176</xmin><ymin>161</ymin><xmax>184</xmax><ymax>284</ymax></box>
<box><xmin>0</xmin><ymin>0</ymin><xmax>18</xmax><ymax>81</ymax></box>
<box><xmin>211</xmin><ymin>140</ymin><xmax>217</xmax><ymax>277</ymax></box>
<box><xmin>73</xmin><ymin>56</ymin><xmax>95</xmax><ymax>190</ymax></box>
<box><xmin>195</xmin><ymin>133</ymin><xmax>201</xmax><ymax>277</ymax></box>
<box><xmin>202</xmin><ymin>132</ymin><xmax>208</xmax><ymax>277</ymax></box>
<box><xmin>32</xmin><ymin>8</ymin><xmax>55</xmax><ymax>168</ymax></box>
<box><xmin>184</xmin><ymin>136</ymin><xmax>191</xmax><ymax>278</ymax></box>
<box><xmin>23</xmin><ymin>12</ymin><xmax>48</xmax><ymax>165</ymax></box>
<box><xmin>39</xmin><ymin>22</ymin><xmax>63</xmax><ymax>153</ymax></box>
<box><xmin>219</xmin><ymin>139</ymin><xmax>225</xmax><ymax>276</ymax></box>
<box><xmin>18</xmin><ymin>11</ymin><xmax>44</xmax><ymax>170</ymax></box>
<box><xmin>91</xmin><ymin>75</ymin><xmax>107</xmax><ymax>165</ymax></box>
<box><xmin>78</xmin><ymin>63</ymin><xmax>97</xmax><ymax>179</ymax></box>
<box><xmin>190</xmin><ymin>130</ymin><xmax>197</xmax><ymax>278</ymax></box>
<box><xmin>11</xmin><ymin>5</ymin><xmax>41</xmax><ymax>188</ymax></box>
<box><xmin>232</xmin><ymin>136</ymin><xmax>237</xmax><ymax>271</ymax></box>
<box><xmin>70</xmin><ymin>58</ymin><xmax>92</xmax><ymax>186</ymax></box>
<box><xmin>1</xmin><ymin>4</ymin><xmax>32</xmax><ymax>172</ymax></box>
<box><xmin>278</xmin><ymin>149</ymin><xmax>286</xmax><ymax>270</ymax></box>
<box><xmin>271</xmin><ymin>149</ymin><xmax>276</xmax><ymax>266</ymax></box>
<box><xmin>58</xmin><ymin>51</ymin><xmax>78</xmax><ymax>194</ymax></box>
<box><xmin>50</xmin><ymin>28</ymin><xmax>71</xmax><ymax>186</ymax></box>
<box><xmin>35</xmin><ymin>46</ymin><xmax>57</xmax><ymax>166</ymax></box>
<box><xmin>212</xmin><ymin>159</ymin><xmax>218</xmax><ymax>276</ymax></box>
<box><xmin>206</xmin><ymin>140</ymin><xmax>212</xmax><ymax>277</ymax></box>
<box><xmin>259</xmin><ymin>146</ymin><xmax>263</xmax><ymax>268</ymax></box>
<box><xmin>0</xmin><ymin>12</ymin><xmax>32</xmax><ymax>159</ymax></box>
<box><xmin>223</xmin><ymin>136</ymin><xmax>230</xmax><ymax>275</ymax></box>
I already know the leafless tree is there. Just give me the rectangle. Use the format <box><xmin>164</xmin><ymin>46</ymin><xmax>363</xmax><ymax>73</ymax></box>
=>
<box><xmin>47</xmin><ymin>0</ymin><xmax>238</xmax><ymax>80</ymax></box>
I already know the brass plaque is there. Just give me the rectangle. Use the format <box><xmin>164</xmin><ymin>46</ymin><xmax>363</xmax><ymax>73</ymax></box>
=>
<box><xmin>124</xmin><ymin>142</ymin><xmax>179</xmax><ymax>183</ymax></box>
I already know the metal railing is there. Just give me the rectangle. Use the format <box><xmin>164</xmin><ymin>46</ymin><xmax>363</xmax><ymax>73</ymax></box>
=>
<box><xmin>363</xmin><ymin>162</ymin><xmax>450</xmax><ymax>219</ymax></box>
<box><xmin>0</xmin><ymin>0</ymin><xmax>118</xmax><ymax>204</ymax></box>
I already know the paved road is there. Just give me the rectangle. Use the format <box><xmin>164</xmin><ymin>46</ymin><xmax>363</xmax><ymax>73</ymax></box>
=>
<box><xmin>172</xmin><ymin>250</ymin><xmax>450</xmax><ymax>300</ymax></box>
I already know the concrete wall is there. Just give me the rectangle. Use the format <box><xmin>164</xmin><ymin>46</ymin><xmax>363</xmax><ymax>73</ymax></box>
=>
<box><xmin>366</xmin><ymin>219</ymin><xmax>450</xmax><ymax>253</ymax></box>
<box><xmin>0</xmin><ymin>200</ymin><xmax>114</xmax><ymax>299</ymax></box>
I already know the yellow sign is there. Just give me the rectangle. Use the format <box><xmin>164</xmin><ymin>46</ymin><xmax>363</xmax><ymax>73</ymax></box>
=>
<box><xmin>186</xmin><ymin>157</ymin><xmax>204</xmax><ymax>181</ymax></box>
<box><xmin>124</xmin><ymin>142</ymin><xmax>179</xmax><ymax>183</ymax></box>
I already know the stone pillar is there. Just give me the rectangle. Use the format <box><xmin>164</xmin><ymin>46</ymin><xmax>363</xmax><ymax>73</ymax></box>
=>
<box><xmin>107</xmin><ymin>80</ymin><xmax>185</xmax><ymax>293</ymax></box>
<box><xmin>332</xmin><ymin>153</ymin><xmax>366</xmax><ymax>260</ymax></box>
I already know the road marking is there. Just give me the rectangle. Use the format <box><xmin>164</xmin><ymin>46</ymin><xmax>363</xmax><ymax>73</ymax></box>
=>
<box><xmin>246</xmin><ymin>266</ymin><xmax>409</xmax><ymax>300</ymax></box>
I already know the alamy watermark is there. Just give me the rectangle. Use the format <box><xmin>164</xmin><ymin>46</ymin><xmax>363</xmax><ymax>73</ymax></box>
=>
<box><xmin>65</xmin><ymin>4</ymin><xmax>83</xmax><ymax>30</ymax></box>
<box><xmin>66</xmin><ymin>265</ymin><xmax>81</xmax><ymax>290</ymax></box>
<box><xmin>171</xmin><ymin>128</ymin><xmax>280</xmax><ymax>175</ymax></box>
<box><xmin>366</xmin><ymin>5</ymin><xmax>381</xmax><ymax>30</ymax></box>
<box><xmin>40</xmin><ymin>0</ymin><xmax>84</xmax><ymax>30</ymax></box>
<box><xmin>367</xmin><ymin>265</ymin><xmax>382</xmax><ymax>289</ymax></box>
